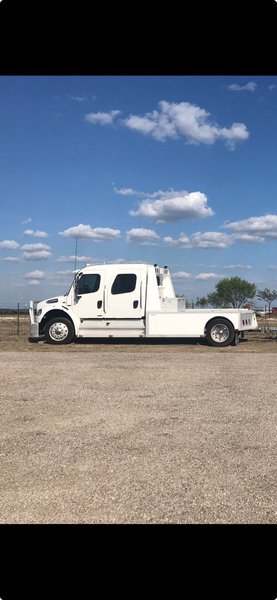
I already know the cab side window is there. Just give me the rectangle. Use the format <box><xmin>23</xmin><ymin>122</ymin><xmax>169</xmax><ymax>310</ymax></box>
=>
<box><xmin>77</xmin><ymin>274</ymin><xmax>100</xmax><ymax>294</ymax></box>
<box><xmin>111</xmin><ymin>274</ymin><xmax>136</xmax><ymax>294</ymax></box>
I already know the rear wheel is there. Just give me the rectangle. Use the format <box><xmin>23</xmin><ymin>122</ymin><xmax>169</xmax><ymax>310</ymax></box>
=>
<box><xmin>45</xmin><ymin>317</ymin><xmax>75</xmax><ymax>345</ymax></box>
<box><xmin>205</xmin><ymin>318</ymin><xmax>235</xmax><ymax>347</ymax></box>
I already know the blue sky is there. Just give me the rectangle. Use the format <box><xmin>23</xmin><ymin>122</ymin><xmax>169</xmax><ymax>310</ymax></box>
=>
<box><xmin>1</xmin><ymin>75</ymin><xmax>277</xmax><ymax>306</ymax></box>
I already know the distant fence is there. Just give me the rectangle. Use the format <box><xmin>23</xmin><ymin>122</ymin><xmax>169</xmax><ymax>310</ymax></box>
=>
<box><xmin>0</xmin><ymin>304</ymin><xmax>30</xmax><ymax>338</ymax></box>
<box><xmin>1</xmin><ymin>304</ymin><xmax>277</xmax><ymax>342</ymax></box>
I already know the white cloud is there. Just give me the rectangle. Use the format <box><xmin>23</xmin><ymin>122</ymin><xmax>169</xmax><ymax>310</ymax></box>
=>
<box><xmin>195</xmin><ymin>272</ymin><xmax>220</xmax><ymax>280</ymax></box>
<box><xmin>224</xmin><ymin>214</ymin><xmax>277</xmax><ymax>235</ymax></box>
<box><xmin>114</xmin><ymin>186</ymin><xmax>185</xmax><ymax>199</ymax></box>
<box><xmin>114</xmin><ymin>186</ymin><xmax>142</xmax><ymax>196</ymax></box>
<box><xmin>21</xmin><ymin>242</ymin><xmax>52</xmax><ymax>261</ymax></box>
<box><xmin>23</xmin><ymin>229</ymin><xmax>48</xmax><ymax>238</ymax></box>
<box><xmin>227</xmin><ymin>82</ymin><xmax>257</xmax><ymax>92</ymax></box>
<box><xmin>164</xmin><ymin>234</ymin><xmax>191</xmax><ymax>247</ymax></box>
<box><xmin>217</xmin><ymin>123</ymin><xmax>250</xmax><ymax>150</ymax></box>
<box><xmin>190</xmin><ymin>231</ymin><xmax>232</xmax><ymax>248</ymax></box>
<box><xmin>224</xmin><ymin>215</ymin><xmax>277</xmax><ymax>233</ymax></box>
<box><xmin>172</xmin><ymin>271</ymin><xmax>221</xmax><ymax>281</ymax></box>
<box><xmin>0</xmin><ymin>240</ymin><xmax>20</xmax><ymax>249</ymax></box>
<box><xmin>21</xmin><ymin>217</ymin><xmax>32</xmax><ymax>224</ymax></box>
<box><xmin>232</xmin><ymin>233</ymin><xmax>265</xmax><ymax>243</ymax></box>
<box><xmin>163</xmin><ymin>236</ymin><xmax>179</xmax><ymax>246</ymax></box>
<box><xmin>164</xmin><ymin>231</ymin><xmax>232</xmax><ymax>249</ymax></box>
<box><xmin>59</xmin><ymin>224</ymin><xmax>121</xmax><ymax>241</ymax></box>
<box><xmin>85</xmin><ymin>110</ymin><xmax>121</xmax><ymax>125</ymax></box>
<box><xmin>163</xmin><ymin>225</ymin><xmax>277</xmax><ymax>251</ymax></box>
<box><xmin>126</xmin><ymin>228</ymin><xmax>160</xmax><ymax>245</ymax></box>
<box><xmin>124</xmin><ymin>100</ymin><xmax>249</xmax><ymax>148</ymax></box>
<box><xmin>196</xmin><ymin>263</ymin><xmax>218</xmax><ymax>268</ymax></box>
<box><xmin>172</xmin><ymin>271</ymin><xmax>191</xmax><ymax>279</ymax></box>
<box><xmin>57</xmin><ymin>269</ymin><xmax>75</xmax><ymax>275</ymax></box>
<box><xmin>23</xmin><ymin>251</ymin><xmax>52</xmax><ymax>260</ymax></box>
<box><xmin>173</xmin><ymin>234</ymin><xmax>191</xmax><ymax>247</ymax></box>
<box><xmin>224</xmin><ymin>264</ymin><xmax>252</xmax><ymax>270</ymax></box>
<box><xmin>125</xmin><ymin>112</ymin><xmax>176</xmax><ymax>141</ymax></box>
<box><xmin>69</xmin><ymin>94</ymin><xmax>86</xmax><ymax>102</ymax></box>
<box><xmin>130</xmin><ymin>191</ymin><xmax>214</xmax><ymax>223</ymax></box>
<box><xmin>269</xmin><ymin>85</ymin><xmax>277</xmax><ymax>91</ymax></box>
<box><xmin>21</xmin><ymin>243</ymin><xmax>51</xmax><ymax>251</ymax></box>
<box><xmin>28</xmin><ymin>279</ymin><xmax>41</xmax><ymax>285</ymax></box>
<box><xmin>224</xmin><ymin>214</ymin><xmax>277</xmax><ymax>243</ymax></box>
<box><xmin>24</xmin><ymin>270</ymin><xmax>45</xmax><ymax>279</ymax></box>
<box><xmin>0</xmin><ymin>256</ymin><xmax>20</xmax><ymax>262</ymax></box>
<box><xmin>57</xmin><ymin>255</ymin><xmax>92</xmax><ymax>263</ymax></box>
<box><xmin>86</xmin><ymin>100</ymin><xmax>249</xmax><ymax>149</ymax></box>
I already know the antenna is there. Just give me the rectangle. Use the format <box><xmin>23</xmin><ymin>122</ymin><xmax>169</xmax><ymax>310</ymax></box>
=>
<box><xmin>74</xmin><ymin>236</ymin><xmax>78</xmax><ymax>272</ymax></box>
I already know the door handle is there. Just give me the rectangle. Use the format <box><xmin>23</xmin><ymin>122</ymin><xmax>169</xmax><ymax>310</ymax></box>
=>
<box><xmin>103</xmin><ymin>286</ymin><xmax>106</xmax><ymax>313</ymax></box>
<box><xmin>97</xmin><ymin>300</ymin><xmax>102</xmax><ymax>309</ymax></box>
<box><xmin>133</xmin><ymin>300</ymin><xmax>139</xmax><ymax>309</ymax></box>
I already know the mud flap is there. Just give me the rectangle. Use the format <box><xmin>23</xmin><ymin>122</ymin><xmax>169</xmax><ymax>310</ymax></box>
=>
<box><xmin>232</xmin><ymin>332</ymin><xmax>240</xmax><ymax>346</ymax></box>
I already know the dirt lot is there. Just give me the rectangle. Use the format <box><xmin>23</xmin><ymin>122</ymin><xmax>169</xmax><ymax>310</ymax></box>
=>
<box><xmin>0</xmin><ymin>314</ymin><xmax>277</xmax><ymax>524</ymax></box>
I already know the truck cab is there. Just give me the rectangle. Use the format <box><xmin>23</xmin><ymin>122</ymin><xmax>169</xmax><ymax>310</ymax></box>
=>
<box><xmin>29</xmin><ymin>263</ymin><xmax>258</xmax><ymax>347</ymax></box>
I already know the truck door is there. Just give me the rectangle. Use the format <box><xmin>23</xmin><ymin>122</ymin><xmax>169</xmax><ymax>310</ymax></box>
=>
<box><xmin>72</xmin><ymin>269</ymin><xmax>105</xmax><ymax>320</ymax></box>
<box><xmin>105</xmin><ymin>268</ymin><xmax>146</xmax><ymax>319</ymax></box>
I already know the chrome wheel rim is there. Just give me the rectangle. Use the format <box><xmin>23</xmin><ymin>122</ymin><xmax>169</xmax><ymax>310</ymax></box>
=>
<box><xmin>210</xmin><ymin>324</ymin><xmax>229</xmax><ymax>343</ymax></box>
<box><xmin>49</xmin><ymin>322</ymin><xmax>69</xmax><ymax>341</ymax></box>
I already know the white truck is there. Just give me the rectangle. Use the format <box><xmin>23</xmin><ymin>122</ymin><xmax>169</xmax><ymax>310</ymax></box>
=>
<box><xmin>29</xmin><ymin>262</ymin><xmax>258</xmax><ymax>347</ymax></box>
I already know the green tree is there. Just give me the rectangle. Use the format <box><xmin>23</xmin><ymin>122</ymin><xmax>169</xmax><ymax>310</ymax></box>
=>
<box><xmin>256</xmin><ymin>288</ymin><xmax>277</xmax><ymax>313</ymax></box>
<box><xmin>206</xmin><ymin>291</ymin><xmax>226</xmax><ymax>308</ymax></box>
<box><xmin>207</xmin><ymin>277</ymin><xmax>256</xmax><ymax>308</ymax></box>
<box><xmin>195</xmin><ymin>296</ymin><xmax>209</xmax><ymax>307</ymax></box>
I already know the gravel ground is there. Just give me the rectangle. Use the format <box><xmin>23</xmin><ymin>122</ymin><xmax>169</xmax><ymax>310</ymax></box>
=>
<box><xmin>1</xmin><ymin>349</ymin><xmax>276</xmax><ymax>524</ymax></box>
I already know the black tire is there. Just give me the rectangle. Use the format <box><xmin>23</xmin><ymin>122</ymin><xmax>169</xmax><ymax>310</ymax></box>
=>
<box><xmin>205</xmin><ymin>318</ymin><xmax>235</xmax><ymax>347</ymax></box>
<box><xmin>44</xmin><ymin>317</ymin><xmax>75</xmax><ymax>345</ymax></box>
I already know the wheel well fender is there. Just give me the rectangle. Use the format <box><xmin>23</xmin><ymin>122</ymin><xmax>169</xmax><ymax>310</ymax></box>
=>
<box><xmin>40</xmin><ymin>310</ymin><xmax>75</xmax><ymax>334</ymax></box>
<box><xmin>204</xmin><ymin>316</ymin><xmax>235</xmax><ymax>335</ymax></box>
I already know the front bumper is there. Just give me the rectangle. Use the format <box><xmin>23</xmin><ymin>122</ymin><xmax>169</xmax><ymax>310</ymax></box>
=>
<box><xmin>29</xmin><ymin>300</ymin><xmax>43</xmax><ymax>340</ymax></box>
<box><xmin>30</xmin><ymin>322</ymin><xmax>39</xmax><ymax>337</ymax></box>
<box><xmin>28</xmin><ymin>323</ymin><xmax>45</xmax><ymax>342</ymax></box>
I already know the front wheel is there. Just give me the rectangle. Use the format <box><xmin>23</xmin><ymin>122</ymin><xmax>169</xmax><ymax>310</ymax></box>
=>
<box><xmin>44</xmin><ymin>317</ymin><xmax>75</xmax><ymax>345</ymax></box>
<box><xmin>205</xmin><ymin>318</ymin><xmax>235</xmax><ymax>347</ymax></box>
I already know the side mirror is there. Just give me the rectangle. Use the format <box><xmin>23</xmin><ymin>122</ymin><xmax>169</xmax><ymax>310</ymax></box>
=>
<box><xmin>74</xmin><ymin>280</ymin><xmax>82</xmax><ymax>300</ymax></box>
<box><xmin>74</xmin><ymin>272</ymin><xmax>83</xmax><ymax>297</ymax></box>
